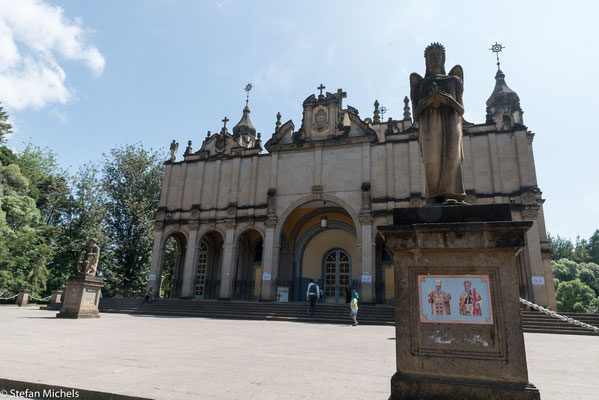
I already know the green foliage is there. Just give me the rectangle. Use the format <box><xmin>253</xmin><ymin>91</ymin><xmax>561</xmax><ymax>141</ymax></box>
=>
<box><xmin>0</xmin><ymin>161</ymin><xmax>51</xmax><ymax>295</ymax></box>
<box><xmin>0</xmin><ymin>104</ymin><xmax>12</xmax><ymax>144</ymax></box>
<box><xmin>548</xmin><ymin>233</ymin><xmax>574</xmax><ymax>261</ymax></box>
<box><xmin>555</xmin><ymin>279</ymin><xmax>597</xmax><ymax>313</ymax></box>
<box><xmin>101</xmin><ymin>143</ymin><xmax>163</xmax><ymax>297</ymax></box>
<box><xmin>552</xmin><ymin>258</ymin><xmax>579</xmax><ymax>284</ymax></box>
<box><xmin>160</xmin><ymin>237</ymin><xmax>179</xmax><ymax>299</ymax></box>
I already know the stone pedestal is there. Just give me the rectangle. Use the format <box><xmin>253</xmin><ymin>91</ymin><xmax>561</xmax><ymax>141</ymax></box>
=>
<box><xmin>16</xmin><ymin>289</ymin><xmax>31</xmax><ymax>307</ymax></box>
<box><xmin>57</xmin><ymin>274</ymin><xmax>104</xmax><ymax>319</ymax></box>
<box><xmin>379</xmin><ymin>204</ymin><xmax>540</xmax><ymax>400</ymax></box>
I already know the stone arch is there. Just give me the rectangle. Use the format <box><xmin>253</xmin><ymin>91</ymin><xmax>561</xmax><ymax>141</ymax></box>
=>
<box><xmin>195</xmin><ymin>230</ymin><xmax>224</xmax><ymax>300</ymax></box>
<box><xmin>159</xmin><ymin>231</ymin><xmax>188</xmax><ymax>299</ymax></box>
<box><xmin>292</xmin><ymin>220</ymin><xmax>356</xmax><ymax>301</ymax></box>
<box><xmin>274</xmin><ymin>194</ymin><xmax>362</xmax><ymax>249</ymax></box>
<box><xmin>232</xmin><ymin>228</ymin><xmax>264</xmax><ymax>301</ymax></box>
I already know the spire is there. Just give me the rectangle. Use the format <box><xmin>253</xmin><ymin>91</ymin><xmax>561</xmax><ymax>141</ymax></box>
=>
<box><xmin>233</xmin><ymin>83</ymin><xmax>257</xmax><ymax>140</ymax></box>
<box><xmin>403</xmin><ymin>96</ymin><xmax>412</xmax><ymax>121</ymax></box>
<box><xmin>373</xmin><ymin>100</ymin><xmax>380</xmax><ymax>123</ymax></box>
<box><xmin>486</xmin><ymin>68</ymin><xmax>523</xmax><ymax>127</ymax></box>
<box><xmin>232</xmin><ymin>104</ymin><xmax>257</xmax><ymax>138</ymax></box>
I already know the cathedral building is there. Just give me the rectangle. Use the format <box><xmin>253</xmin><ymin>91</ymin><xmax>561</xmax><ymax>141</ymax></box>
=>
<box><xmin>148</xmin><ymin>67</ymin><xmax>557</xmax><ymax>309</ymax></box>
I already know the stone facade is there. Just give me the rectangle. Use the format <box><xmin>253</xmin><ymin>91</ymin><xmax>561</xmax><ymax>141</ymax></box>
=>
<box><xmin>147</xmin><ymin>72</ymin><xmax>557</xmax><ymax>309</ymax></box>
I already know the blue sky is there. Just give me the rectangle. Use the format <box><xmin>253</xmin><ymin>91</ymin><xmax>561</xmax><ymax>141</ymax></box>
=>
<box><xmin>1</xmin><ymin>0</ymin><xmax>598</xmax><ymax>241</ymax></box>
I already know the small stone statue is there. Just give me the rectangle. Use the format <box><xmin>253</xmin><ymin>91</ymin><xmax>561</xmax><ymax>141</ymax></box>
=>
<box><xmin>410</xmin><ymin>43</ymin><xmax>466</xmax><ymax>204</ymax></box>
<box><xmin>79</xmin><ymin>239</ymin><xmax>100</xmax><ymax>276</ymax></box>
<box><xmin>169</xmin><ymin>140</ymin><xmax>179</xmax><ymax>162</ymax></box>
<box><xmin>184</xmin><ymin>140</ymin><xmax>192</xmax><ymax>155</ymax></box>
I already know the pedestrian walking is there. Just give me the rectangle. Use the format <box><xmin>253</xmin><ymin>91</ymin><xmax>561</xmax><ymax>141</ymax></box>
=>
<box><xmin>350</xmin><ymin>290</ymin><xmax>359</xmax><ymax>326</ymax></box>
<box><xmin>306</xmin><ymin>279</ymin><xmax>320</xmax><ymax>315</ymax></box>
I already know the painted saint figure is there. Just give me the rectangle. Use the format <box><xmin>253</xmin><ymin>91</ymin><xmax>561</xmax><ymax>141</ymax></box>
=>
<box><xmin>410</xmin><ymin>43</ymin><xmax>466</xmax><ymax>204</ymax></box>
<box><xmin>428</xmin><ymin>279</ymin><xmax>451</xmax><ymax>315</ymax></box>
<box><xmin>459</xmin><ymin>280</ymin><xmax>483</xmax><ymax>316</ymax></box>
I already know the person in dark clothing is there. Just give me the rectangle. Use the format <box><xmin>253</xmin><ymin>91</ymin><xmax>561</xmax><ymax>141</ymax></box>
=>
<box><xmin>306</xmin><ymin>279</ymin><xmax>320</xmax><ymax>315</ymax></box>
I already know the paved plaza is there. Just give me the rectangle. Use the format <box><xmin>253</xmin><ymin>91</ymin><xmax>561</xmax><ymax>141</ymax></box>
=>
<box><xmin>0</xmin><ymin>306</ymin><xmax>597</xmax><ymax>400</ymax></box>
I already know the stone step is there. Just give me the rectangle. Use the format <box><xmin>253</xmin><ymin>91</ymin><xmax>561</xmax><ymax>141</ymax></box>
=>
<box><xmin>97</xmin><ymin>298</ymin><xmax>599</xmax><ymax>335</ymax></box>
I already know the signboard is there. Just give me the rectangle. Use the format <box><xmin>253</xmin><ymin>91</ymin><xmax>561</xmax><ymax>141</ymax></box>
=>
<box><xmin>418</xmin><ymin>275</ymin><xmax>493</xmax><ymax>325</ymax></box>
<box><xmin>361</xmin><ymin>275</ymin><xmax>372</xmax><ymax>283</ymax></box>
<box><xmin>532</xmin><ymin>276</ymin><xmax>545</xmax><ymax>285</ymax></box>
<box><xmin>148</xmin><ymin>274</ymin><xmax>156</xmax><ymax>281</ymax></box>
<box><xmin>262</xmin><ymin>273</ymin><xmax>271</xmax><ymax>281</ymax></box>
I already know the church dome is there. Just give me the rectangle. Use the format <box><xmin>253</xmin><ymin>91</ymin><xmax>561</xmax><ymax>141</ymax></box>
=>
<box><xmin>233</xmin><ymin>105</ymin><xmax>256</xmax><ymax>138</ymax></box>
<box><xmin>486</xmin><ymin>69</ymin><xmax>521</xmax><ymax>113</ymax></box>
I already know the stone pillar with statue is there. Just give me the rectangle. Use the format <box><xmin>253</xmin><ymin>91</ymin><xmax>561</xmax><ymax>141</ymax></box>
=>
<box><xmin>57</xmin><ymin>239</ymin><xmax>105</xmax><ymax>319</ymax></box>
<box><xmin>379</xmin><ymin>43</ymin><xmax>540</xmax><ymax>399</ymax></box>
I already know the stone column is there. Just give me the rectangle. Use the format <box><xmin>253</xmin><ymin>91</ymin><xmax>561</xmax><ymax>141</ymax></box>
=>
<box><xmin>180</xmin><ymin>222</ymin><xmax>199</xmax><ymax>298</ymax></box>
<box><xmin>359</xmin><ymin>215</ymin><xmax>374</xmax><ymax>303</ymax></box>
<box><xmin>219</xmin><ymin>223</ymin><xmax>236</xmax><ymax>299</ymax></box>
<box><xmin>260</xmin><ymin>219</ymin><xmax>277</xmax><ymax>301</ymax></box>
<box><xmin>148</xmin><ymin>224</ymin><xmax>165</xmax><ymax>296</ymax></box>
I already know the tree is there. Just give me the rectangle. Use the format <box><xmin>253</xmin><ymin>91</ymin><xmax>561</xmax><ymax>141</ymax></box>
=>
<box><xmin>555</xmin><ymin>279</ymin><xmax>597</xmax><ymax>313</ymax></box>
<box><xmin>0</xmin><ymin>163</ymin><xmax>51</xmax><ymax>295</ymax></box>
<box><xmin>0</xmin><ymin>103</ymin><xmax>12</xmax><ymax>144</ymax></box>
<box><xmin>45</xmin><ymin>163</ymin><xmax>109</xmax><ymax>293</ymax></box>
<box><xmin>552</xmin><ymin>258</ymin><xmax>579</xmax><ymax>284</ymax></box>
<box><xmin>577</xmin><ymin>262</ymin><xmax>599</xmax><ymax>296</ymax></box>
<box><xmin>101</xmin><ymin>143</ymin><xmax>164</xmax><ymax>297</ymax></box>
<box><xmin>588</xmin><ymin>230</ymin><xmax>599</xmax><ymax>265</ymax></box>
<box><xmin>548</xmin><ymin>234</ymin><xmax>574</xmax><ymax>261</ymax></box>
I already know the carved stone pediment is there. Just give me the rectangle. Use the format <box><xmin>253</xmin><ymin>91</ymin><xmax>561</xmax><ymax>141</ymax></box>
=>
<box><xmin>186</xmin><ymin>130</ymin><xmax>260</xmax><ymax>161</ymax></box>
<box><xmin>265</xmin><ymin>88</ymin><xmax>377</xmax><ymax>151</ymax></box>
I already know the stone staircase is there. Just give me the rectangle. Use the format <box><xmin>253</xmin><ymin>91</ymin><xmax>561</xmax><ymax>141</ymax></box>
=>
<box><xmin>99</xmin><ymin>298</ymin><xmax>395</xmax><ymax>325</ymax></box>
<box><xmin>521</xmin><ymin>310</ymin><xmax>599</xmax><ymax>336</ymax></box>
<box><xmin>98</xmin><ymin>298</ymin><xmax>599</xmax><ymax>335</ymax></box>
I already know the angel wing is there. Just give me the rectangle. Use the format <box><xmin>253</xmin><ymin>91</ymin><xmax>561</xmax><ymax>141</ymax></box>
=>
<box><xmin>448</xmin><ymin>65</ymin><xmax>463</xmax><ymax>81</ymax></box>
<box><xmin>409</xmin><ymin>72</ymin><xmax>423</xmax><ymax>110</ymax></box>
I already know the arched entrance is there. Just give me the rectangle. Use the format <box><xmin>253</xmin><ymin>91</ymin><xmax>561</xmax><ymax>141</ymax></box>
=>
<box><xmin>276</xmin><ymin>199</ymin><xmax>358</xmax><ymax>302</ymax></box>
<box><xmin>323</xmin><ymin>248</ymin><xmax>351</xmax><ymax>303</ymax></box>
<box><xmin>195</xmin><ymin>231</ymin><xmax>223</xmax><ymax>300</ymax></box>
<box><xmin>160</xmin><ymin>232</ymin><xmax>187</xmax><ymax>299</ymax></box>
<box><xmin>233</xmin><ymin>229</ymin><xmax>263</xmax><ymax>300</ymax></box>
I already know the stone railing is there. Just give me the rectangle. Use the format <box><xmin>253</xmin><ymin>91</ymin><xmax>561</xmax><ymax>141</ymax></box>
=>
<box><xmin>520</xmin><ymin>297</ymin><xmax>599</xmax><ymax>333</ymax></box>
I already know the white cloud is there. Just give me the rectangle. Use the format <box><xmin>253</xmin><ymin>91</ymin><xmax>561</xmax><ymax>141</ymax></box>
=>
<box><xmin>0</xmin><ymin>0</ymin><xmax>105</xmax><ymax>110</ymax></box>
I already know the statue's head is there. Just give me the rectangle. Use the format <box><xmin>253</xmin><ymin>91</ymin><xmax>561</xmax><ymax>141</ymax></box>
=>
<box><xmin>463</xmin><ymin>280</ymin><xmax>472</xmax><ymax>290</ymax></box>
<box><xmin>435</xmin><ymin>279</ymin><xmax>442</xmax><ymax>290</ymax></box>
<box><xmin>424</xmin><ymin>42</ymin><xmax>446</xmax><ymax>76</ymax></box>
<box><xmin>89</xmin><ymin>238</ymin><xmax>97</xmax><ymax>245</ymax></box>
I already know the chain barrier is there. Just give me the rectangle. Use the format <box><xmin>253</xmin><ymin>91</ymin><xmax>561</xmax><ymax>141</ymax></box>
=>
<box><xmin>520</xmin><ymin>297</ymin><xmax>599</xmax><ymax>333</ymax></box>
<box><xmin>0</xmin><ymin>294</ymin><xmax>18</xmax><ymax>300</ymax></box>
<box><xmin>28</xmin><ymin>294</ymin><xmax>52</xmax><ymax>301</ymax></box>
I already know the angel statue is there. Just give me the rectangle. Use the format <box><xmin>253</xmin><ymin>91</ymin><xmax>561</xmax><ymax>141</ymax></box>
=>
<box><xmin>169</xmin><ymin>140</ymin><xmax>179</xmax><ymax>162</ymax></box>
<box><xmin>410</xmin><ymin>43</ymin><xmax>466</xmax><ymax>205</ymax></box>
<box><xmin>79</xmin><ymin>239</ymin><xmax>100</xmax><ymax>276</ymax></box>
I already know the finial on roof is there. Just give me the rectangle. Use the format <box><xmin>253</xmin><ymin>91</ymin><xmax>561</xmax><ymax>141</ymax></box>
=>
<box><xmin>275</xmin><ymin>112</ymin><xmax>281</xmax><ymax>132</ymax></box>
<box><xmin>244</xmin><ymin>83</ymin><xmax>253</xmax><ymax>106</ymax></box>
<box><xmin>336</xmin><ymin>88</ymin><xmax>347</xmax><ymax>108</ymax></box>
<box><xmin>379</xmin><ymin>105</ymin><xmax>387</xmax><ymax>121</ymax></box>
<box><xmin>317</xmin><ymin>83</ymin><xmax>326</xmax><ymax>98</ymax></box>
<box><xmin>403</xmin><ymin>96</ymin><xmax>412</xmax><ymax>121</ymax></box>
<box><xmin>206</xmin><ymin>130</ymin><xmax>211</xmax><ymax>138</ymax></box>
<box><xmin>222</xmin><ymin>116</ymin><xmax>229</xmax><ymax>131</ymax></box>
<box><xmin>489</xmin><ymin>42</ymin><xmax>505</xmax><ymax>71</ymax></box>
<box><xmin>184</xmin><ymin>140</ymin><xmax>192</xmax><ymax>155</ymax></box>
<box><xmin>373</xmin><ymin>100</ymin><xmax>380</xmax><ymax>123</ymax></box>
